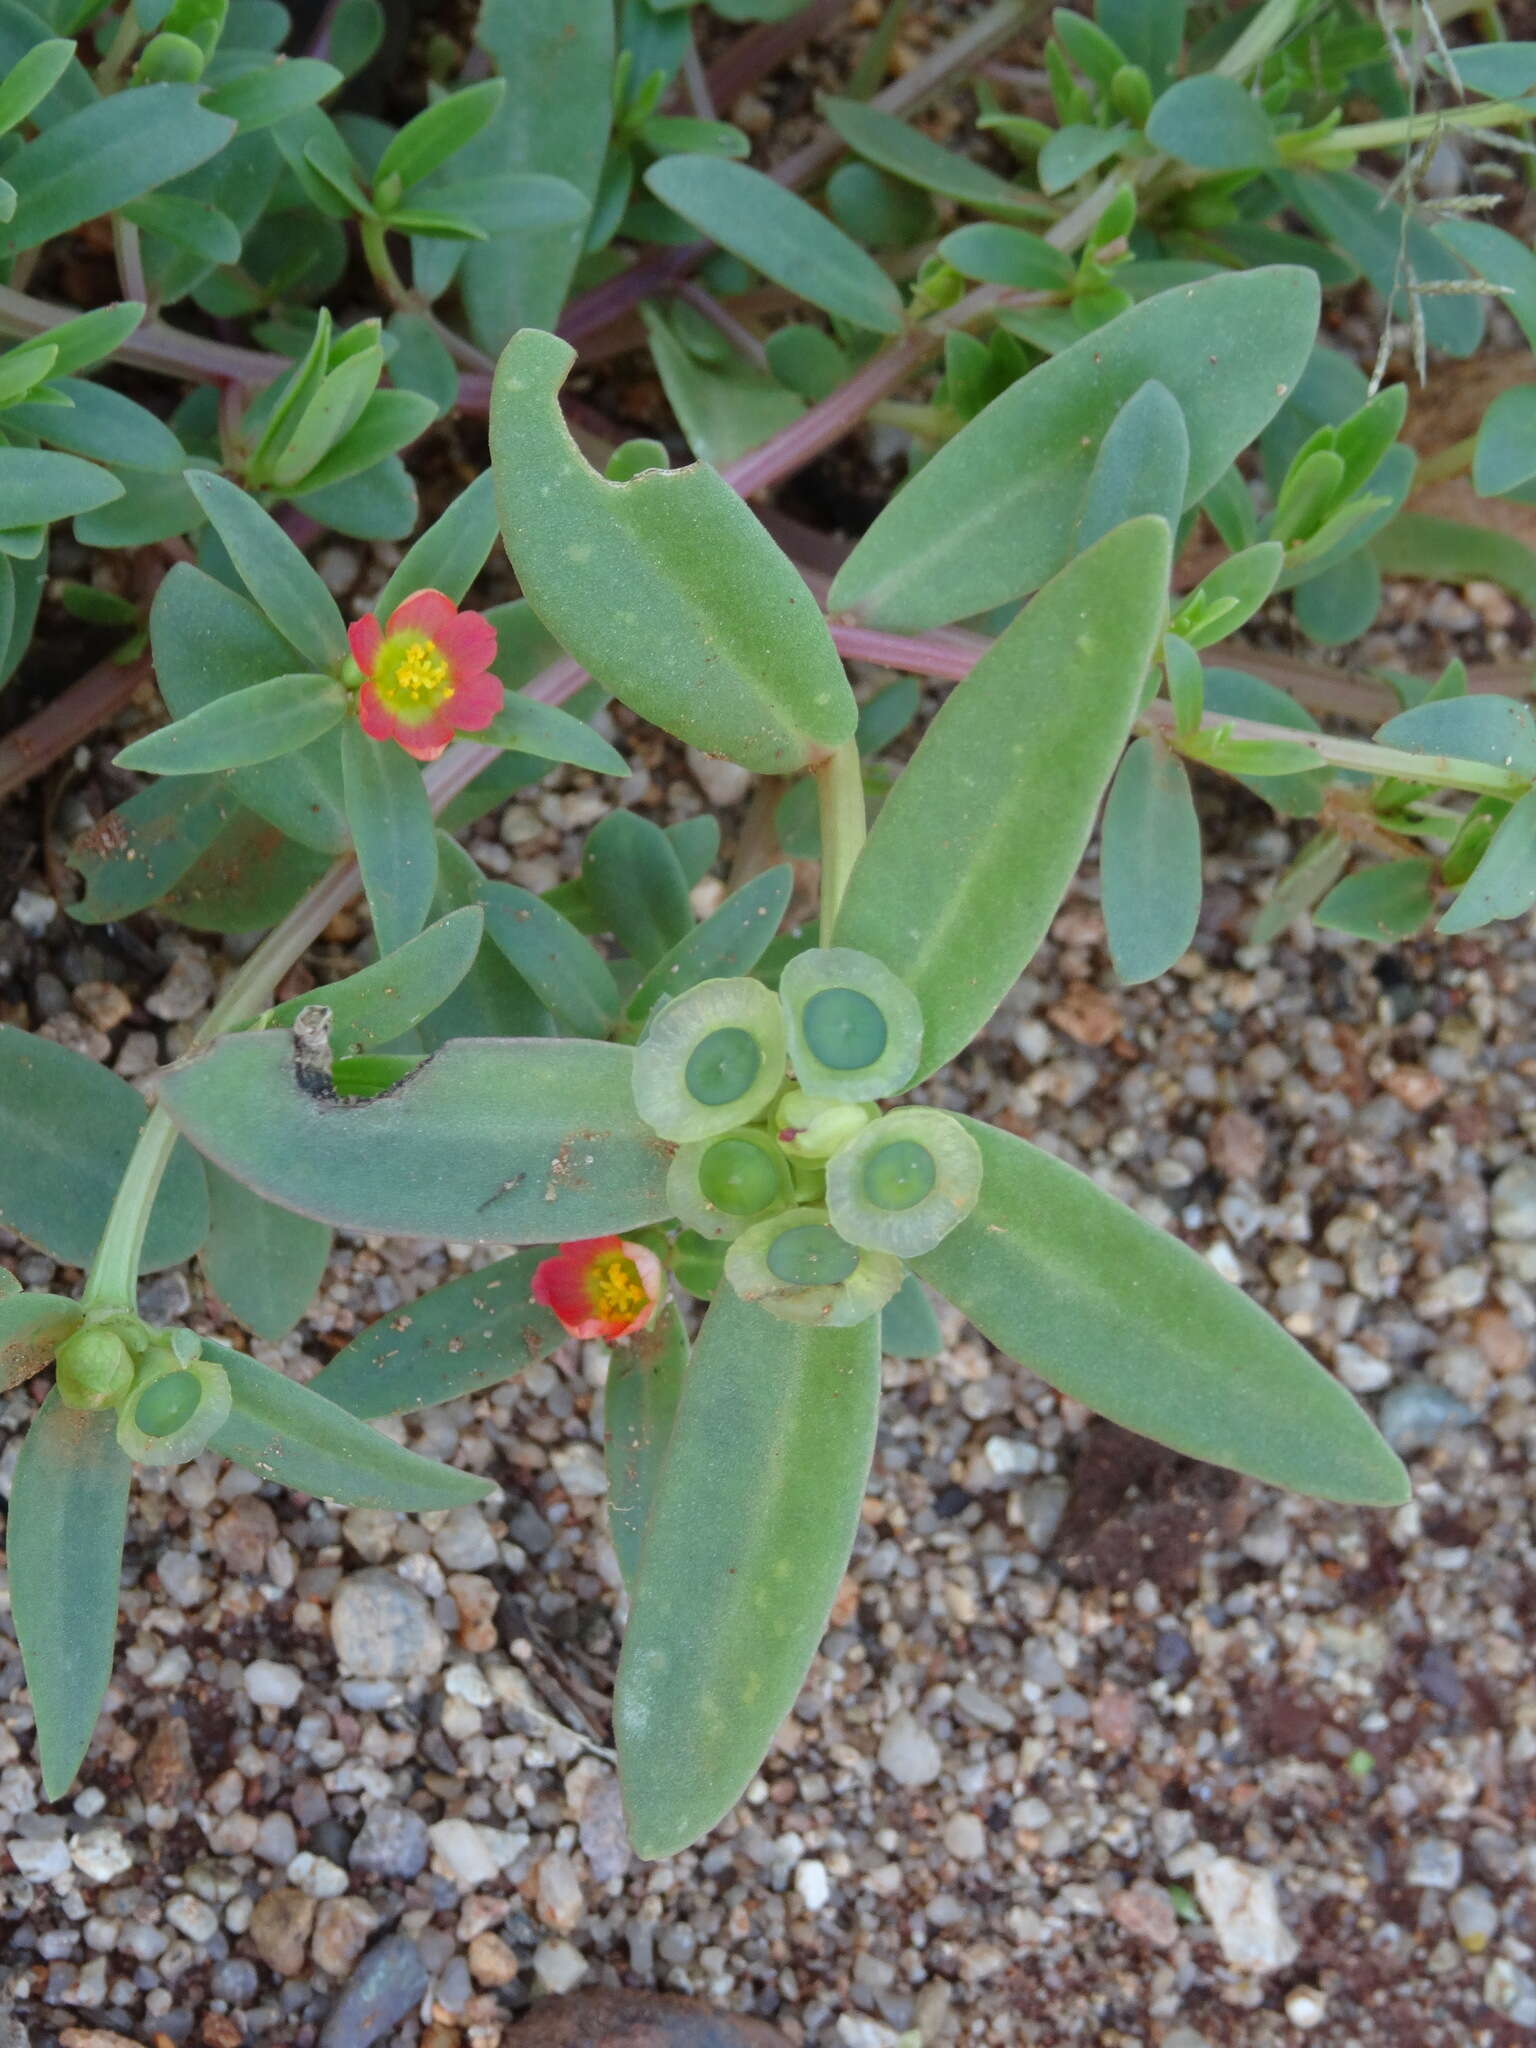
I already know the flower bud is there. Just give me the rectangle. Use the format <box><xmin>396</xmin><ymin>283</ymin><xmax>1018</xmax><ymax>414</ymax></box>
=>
<box><xmin>725</xmin><ymin>1206</ymin><xmax>902</xmax><ymax>1328</ymax></box>
<box><xmin>774</xmin><ymin>1088</ymin><xmax>877</xmax><ymax>1161</ymax></box>
<box><xmin>55</xmin><ymin>1327</ymin><xmax>134</xmax><ymax>1411</ymax></box>
<box><xmin>633</xmin><ymin>977</ymin><xmax>786</xmax><ymax>1141</ymax></box>
<box><xmin>667</xmin><ymin>1127</ymin><xmax>795</xmax><ymax>1240</ymax></box>
<box><xmin>115</xmin><ymin>1345</ymin><xmax>232</xmax><ymax>1468</ymax></box>
<box><xmin>826</xmin><ymin>1107</ymin><xmax>982</xmax><ymax>1257</ymax></box>
<box><xmin>779</xmin><ymin>947</ymin><xmax>923</xmax><ymax>1103</ymax></box>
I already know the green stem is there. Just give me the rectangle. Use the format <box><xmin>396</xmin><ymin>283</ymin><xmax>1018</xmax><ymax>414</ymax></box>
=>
<box><xmin>359</xmin><ymin>218</ymin><xmax>410</xmax><ymax>311</ymax></box>
<box><xmin>94</xmin><ymin>4</ymin><xmax>141</xmax><ymax>90</ymax></box>
<box><xmin>813</xmin><ymin>740</ymin><xmax>867</xmax><ymax>942</ymax></box>
<box><xmin>1311</xmin><ymin>97</ymin><xmax>1536</xmax><ymax>154</ymax></box>
<box><xmin>1412</xmin><ymin>432</ymin><xmax>1477</xmax><ymax>485</ymax></box>
<box><xmin>1147</xmin><ymin>699</ymin><xmax>1531</xmax><ymax>798</ymax></box>
<box><xmin>1214</xmin><ymin>0</ymin><xmax>1304</xmax><ymax>78</ymax></box>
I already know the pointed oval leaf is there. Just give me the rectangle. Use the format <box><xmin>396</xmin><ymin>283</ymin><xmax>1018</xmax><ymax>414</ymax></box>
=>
<box><xmin>490</xmin><ymin>328</ymin><xmax>856</xmax><ymax>772</ymax></box>
<box><xmin>480</xmin><ymin>882</ymin><xmax>621</xmax><ymax>1038</ymax></box>
<box><xmin>605</xmin><ymin>1297</ymin><xmax>688</xmax><ymax>1591</ymax></box>
<box><xmin>913</xmin><ymin>1119</ymin><xmax>1409</xmax><ymax>1506</ymax></box>
<box><xmin>1101</xmin><ymin>736</ymin><xmax>1202</xmax><ymax>984</ymax></box>
<box><xmin>615</xmin><ymin>1283</ymin><xmax>880</xmax><ymax>1858</ymax></box>
<box><xmin>186</xmin><ymin>471</ymin><xmax>347</xmax><ymax>670</ymax></box>
<box><xmin>583</xmin><ymin>809</ymin><xmax>694</xmax><ymax>967</ymax></box>
<box><xmin>202</xmin><ymin>1166</ymin><xmax>332</xmax><ymax>1342</ymax></box>
<box><xmin>258</xmin><ymin>905</ymin><xmax>485</xmax><ymax>1051</ymax></box>
<box><xmin>10</xmin><ymin>1395</ymin><xmax>130</xmax><ymax>1799</ymax></box>
<box><xmin>1375</xmin><ymin>695</ymin><xmax>1536</xmax><ymax>779</ymax></box>
<box><xmin>821</xmin><ymin>95</ymin><xmax>1048</xmax><ymax>217</ymax></box>
<box><xmin>375</xmin><ymin>470</ymin><xmax>499</xmax><ymax>617</ymax></box>
<box><xmin>116</xmin><ymin>673</ymin><xmax>346</xmax><ymax>775</ymax></box>
<box><xmin>828</xmin><ymin>267</ymin><xmax>1319</xmax><ymax>631</ymax></box>
<box><xmin>643</xmin><ymin>155</ymin><xmax>903</xmax><ymax>334</ymax></box>
<box><xmin>340</xmin><ymin>716</ymin><xmax>437</xmax><ymax>958</ymax></box>
<box><xmin>626</xmin><ymin>864</ymin><xmax>792</xmax><ymax>1024</ymax></box>
<box><xmin>0</xmin><ymin>1025</ymin><xmax>208</xmax><ymax>1273</ymax></box>
<box><xmin>1077</xmin><ymin>378</ymin><xmax>1189</xmax><ymax>550</ymax></box>
<box><xmin>157</xmin><ymin>1030</ymin><xmax>672</xmax><ymax>1244</ymax></box>
<box><xmin>1314</xmin><ymin>858</ymin><xmax>1435</xmax><ymax>942</ymax></box>
<box><xmin>1438</xmin><ymin>787</ymin><xmax>1536</xmax><ymax>935</ymax></box>
<box><xmin>880</xmin><ymin>1271</ymin><xmax>943</xmax><ymax>1359</ymax></box>
<box><xmin>1145</xmin><ymin>73</ymin><xmax>1280</xmax><ymax>169</ymax></box>
<box><xmin>0</xmin><ymin>447</ymin><xmax>123</xmax><ymax>525</ymax></box>
<box><xmin>69</xmin><ymin>773</ymin><xmax>243</xmax><ymax>923</ymax></box>
<box><xmin>0</xmin><ymin>1291</ymin><xmax>83</xmax><ymax>1390</ymax></box>
<box><xmin>203</xmin><ymin>1338</ymin><xmax>491</xmax><ymax>1508</ymax></box>
<box><xmin>309</xmin><ymin>1249</ymin><xmax>564</xmax><ymax>1418</ymax></box>
<box><xmin>481</xmin><ymin>696</ymin><xmax>628</xmax><ymax>777</ymax></box>
<box><xmin>834</xmin><ymin>518</ymin><xmax>1171</xmax><ymax>1079</ymax></box>
<box><xmin>150</xmin><ymin>563</ymin><xmax>347</xmax><ymax>853</ymax></box>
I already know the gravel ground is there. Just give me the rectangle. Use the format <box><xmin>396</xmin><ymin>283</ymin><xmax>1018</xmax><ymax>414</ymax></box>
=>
<box><xmin>2</xmin><ymin>659</ymin><xmax>1535</xmax><ymax>2047</ymax></box>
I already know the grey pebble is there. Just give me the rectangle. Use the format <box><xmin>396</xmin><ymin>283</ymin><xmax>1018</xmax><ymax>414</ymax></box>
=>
<box><xmin>877</xmin><ymin>1711</ymin><xmax>942</xmax><ymax>1789</ymax></box>
<box><xmin>1490</xmin><ymin>1157</ymin><xmax>1536</xmax><ymax>1240</ymax></box>
<box><xmin>349</xmin><ymin>1802</ymin><xmax>429</xmax><ymax>1881</ymax></box>
<box><xmin>1379</xmin><ymin>1379</ymin><xmax>1473</xmax><ymax>1454</ymax></box>
<box><xmin>1406</xmin><ymin>1837</ymin><xmax>1462</xmax><ymax>1890</ymax></box>
<box><xmin>319</xmin><ymin>1932</ymin><xmax>428</xmax><ymax>2048</ymax></box>
<box><xmin>329</xmin><ymin>1568</ymin><xmax>445</xmax><ymax>1681</ymax></box>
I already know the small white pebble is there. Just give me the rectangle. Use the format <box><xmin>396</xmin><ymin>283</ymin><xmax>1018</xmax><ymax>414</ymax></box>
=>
<box><xmin>1285</xmin><ymin>1987</ymin><xmax>1326</xmax><ymax>2030</ymax></box>
<box><xmin>244</xmin><ymin>1660</ymin><xmax>303</xmax><ymax>1710</ymax></box>
<box><xmin>794</xmin><ymin>1858</ymin><xmax>830</xmax><ymax>1911</ymax></box>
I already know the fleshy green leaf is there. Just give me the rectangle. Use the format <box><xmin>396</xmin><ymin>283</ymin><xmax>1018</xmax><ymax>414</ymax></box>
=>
<box><xmin>490</xmin><ymin>327</ymin><xmax>856</xmax><ymax>772</ymax></box>
<box><xmin>186</xmin><ymin>471</ymin><xmax>347</xmax><ymax>669</ymax></box>
<box><xmin>157</xmin><ymin>1030</ymin><xmax>672</xmax><ymax>1243</ymax></box>
<box><xmin>625</xmin><ymin>864</ymin><xmax>792</xmax><ymax>1024</ymax></box>
<box><xmin>203</xmin><ymin>1338</ymin><xmax>492</xmax><ymax>1507</ymax></box>
<box><xmin>937</xmin><ymin>221</ymin><xmax>1075</xmax><ymax>289</ymax></box>
<box><xmin>340</xmin><ymin>716</ymin><xmax>437</xmax><ymax>957</ymax></box>
<box><xmin>201</xmin><ymin>55</ymin><xmax>341</xmax><ymax>129</ymax></box>
<box><xmin>257</xmin><ymin>905</ymin><xmax>485</xmax><ymax>1051</ymax></box>
<box><xmin>69</xmin><ymin>773</ymin><xmax>242</xmax><ymax>922</ymax></box>
<box><xmin>481</xmin><ymin>695</ymin><xmax>627</xmax><ymax>777</ymax></box>
<box><xmin>1438</xmin><ymin>788</ymin><xmax>1536</xmax><ymax>935</ymax></box>
<box><xmin>310</xmin><ymin>1249</ymin><xmax>565</xmax><ymax>1417</ymax></box>
<box><xmin>1375</xmin><ymin>695</ymin><xmax>1536</xmax><ymax>778</ymax></box>
<box><xmin>1101</xmin><ymin>735</ymin><xmax>1201</xmax><ymax>983</ymax></box>
<box><xmin>913</xmin><ymin>1119</ymin><xmax>1409</xmax><ymax>1505</ymax></box>
<box><xmin>834</xmin><ymin>518</ymin><xmax>1171</xmax><ymax>1079</ymax></box>
<box><xmin>643</xmin><ymin>155</ymin><xmax>903</xmax><ymax>334</ymax></box>
<box><xmin>375</xmin><ymin>470</ymin><xmax>498</xmax><ymax>617</ymax></box>
<box><xmin>0</xmin><ymin>1291</ymin><xmax>83</xmax><ymax>1389</ymax></box>
<box><xmin>1373</xmin><ymin>513</ymin><xmax>1536</xmax><ymax>611</ymax></box>
<box><xmin>480</xmin><ymin>882</ymin><xmax>620</xmax><ymax>1037</ymax></box>
<box><xmin>582</xmin><ymin>809</ymin><xmax>693</xmax><ymax>967</ymax></box>
<box><xmin>0</xmin><ymin>447</ymin><xmax>123</xmax><ymax>525</ymax></box>
<box><xmin>0</xmin><ymin>37</ymin><xmax>74</xmax><ymax>135</ymax></box>
<box><xmin>615</xmin><ymin>1282</ymin><xmax>880</xmax><ymax>1858</ymax></box>
<box><xmin>160</xmin><ymin>807</ymin><xmax>329</xmax><ymax>935</ymax></box>
<box><xmin>116</xmin><ymin>673</ymin><xmax>346</xmax><ymax>774</ymax></box>
<box><xmin>1145</xmin><ymin>73</ymin><xmax>1279</xmax><ymax>168</ymax></box>
<box><xmin>821</xmin><ymin>94</ymin><xmax>1047</xmax><ymax>217</ymax></box>
<box><xmin>1314</xmin><ymin>858</ymin><xmax>1435</xmax><ymax>941</ymax></box>
<box><xmin>605</xmin><ymin>1296</ymin><xmax>688</xmax><ymax>1590</ymax></box>
<box><xmin>0</xmin><ymin>84</ymin><xmax>234</xmax><ymax>257</ymax></box>
<box><xmin>10</xmin><ymin>1394</ymin><xmax>131</xmax><ymax>1799</ymax></box>
<box><xmin>1077</xmin><ymin>378</ymin><xmax>1189</xmax><ymax>550</ymax></box>
<box><xmin>0</xmin><ymin>1025</ymin><xmax>208</xmax><ymax>1272</ymax></box>
<box><xmin>880</xmin><ymin>1271</ymin><xmax>943</xmax><ymax>1359</ymax></box>
<box><xmin>201</xmin><ymin>1165</ymin><xmax>332</xmax><ymax>1341</ymax></box>
<box><xmin>829</xmin><ymin>267</ymin><xmax>1319</xmax><ymax>630</ymax></box>
<box><xmin>377</xmin><ymin>78</ymin><xmax>506</xmax><ymax>192</ymax></box>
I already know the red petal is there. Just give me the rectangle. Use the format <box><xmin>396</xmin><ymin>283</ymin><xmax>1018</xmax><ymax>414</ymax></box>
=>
<box><xmin>446</xmin><ymin>670</ymin><xmax>504</xmax><ymax>731</ymax></box>
<box><xmin>357</xmin><ymin>682</ymin><xmax>394</xmax><ymax>740</ymax></box>
<box><xmin>347</xmin><ymin>614</ymin><xmax>383</xmax><ymax>675</ymax></box>
<box><xmin>393</xmin><ymin>721</ymin><xmax>452</xmax><ymax>762</ymax></box>
<box><xmin>386</xmin><ymin>589</ymin><xmax>456</xmax><ymax>638</ymax></box>
<box><xmin>434</xmin><ymin>610</ymin><xmax>498</xmax><ymax>677</ymax></box>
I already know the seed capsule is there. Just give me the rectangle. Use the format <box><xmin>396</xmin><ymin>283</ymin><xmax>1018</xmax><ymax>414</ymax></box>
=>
<box><xmin>667</xmin><ymin>1127</ymin><xmax>795</xmax><ymax>1240</ymax></box>
<box><xmin>825</xmin><ymin>1106</ymin><xmax>982</xmax><ymax>1256</ymax></box>
<box><xmin>779</xmin><ymin>947</ymin><xmax>922</xmax><ymax>1102</ymax></box>
<box><xmin>725</xmin><ymin>1205</ymin><xmax>903</xmax><ymax>1328</ymax></box>
<box><xmin>54</xmin><ymin>1327</ymin><xmax>134</xmax><ymax>1411</ymax></box>
<box><xmin>115</xmin><ymin>1345</ymin><xmax>233</xmax><ymax>1468</ymax></box>
<box><xmin>633</xmin><ymin>977</ymin><xmax>786</xmax><ymax>1141</ymax></box>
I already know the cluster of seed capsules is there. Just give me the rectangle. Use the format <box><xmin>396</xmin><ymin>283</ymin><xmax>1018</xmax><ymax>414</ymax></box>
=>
<box><xmin>53</xmin><ymin>1317</ymin><xmax>230</xmax><ymax>1463</ymax></box>
<box><xmin>633</xmin><ymin>947</ymin><xmax>981</xmax><ymax>1326</ymax></box>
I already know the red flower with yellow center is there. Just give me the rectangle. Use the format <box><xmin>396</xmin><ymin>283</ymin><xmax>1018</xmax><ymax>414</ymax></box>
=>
<box><xmin>532</xmin><ymin>1237</ymin><xmax>665</xmax><ymax>1343</ymax></box>
<box><xmin>347</xmin><ymin>588</ymin><xmax>503</xmax><ymax>762</ymax></box>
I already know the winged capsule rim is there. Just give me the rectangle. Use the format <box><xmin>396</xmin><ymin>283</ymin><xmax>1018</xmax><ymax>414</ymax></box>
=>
<box><xmin>779</xmin><ymin>945</ymin><xmax>923</xmax><ymax>1102</ymax></box>
<box><xmin>724</xmin><ymin>1203</ymin><xmax>904</xmax><ymax>1327</ymax></box>
<box><xmin>115</xmin><ymin>1347</ymin><xmax>233</xmax><ymax>1469</ymax></box>
<box><xmin>632</xmin><ymin>975</ymin><xmax>787</xmax><ymax>1141</ymax></box>
<box><xmin>825</xmin><ymin>1105</ymin><xmax>983</xmax><ymax>1257</ymax></box>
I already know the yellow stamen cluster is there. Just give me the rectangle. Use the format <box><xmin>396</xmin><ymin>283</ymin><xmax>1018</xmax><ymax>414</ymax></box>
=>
<box><xmin>382</xmin><ymin>638</ymin><xmax>450</xmax><ymax>705</ymax></box>
<box><xmin>593</xmin><ymin>1257</ymin><xmax>647</xmax><ymax>1320</ymax></box>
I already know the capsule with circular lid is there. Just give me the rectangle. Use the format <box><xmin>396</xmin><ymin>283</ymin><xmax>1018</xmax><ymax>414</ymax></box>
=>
<box><xmin>825</xmin><ymin>1106</ymin><xmax>982</xmax><ymax>1257</ymax></box>
<box><xmin>779</xmin><ymin>947</ymin><xmax>922</xmax><ymax>1102</ymax></box>
<box><xmin>667</xmin><ymin>1126</ymin><xmax>796</xmax><ymax>1240</ymax></box>
<box><xmin>632</xmin><ymin>976</ymin><xmax>787</xmax><ymax>1141</ymax></box>
<box><xmin>725</xmin><ymin>1204</ymin><xmax>903</xmax><ymax>1327</ymax></box>
<box><xmin>115</xmin><ymin>1345</ymin><xmax>232</xmax><ymax>1467</ymax></box>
